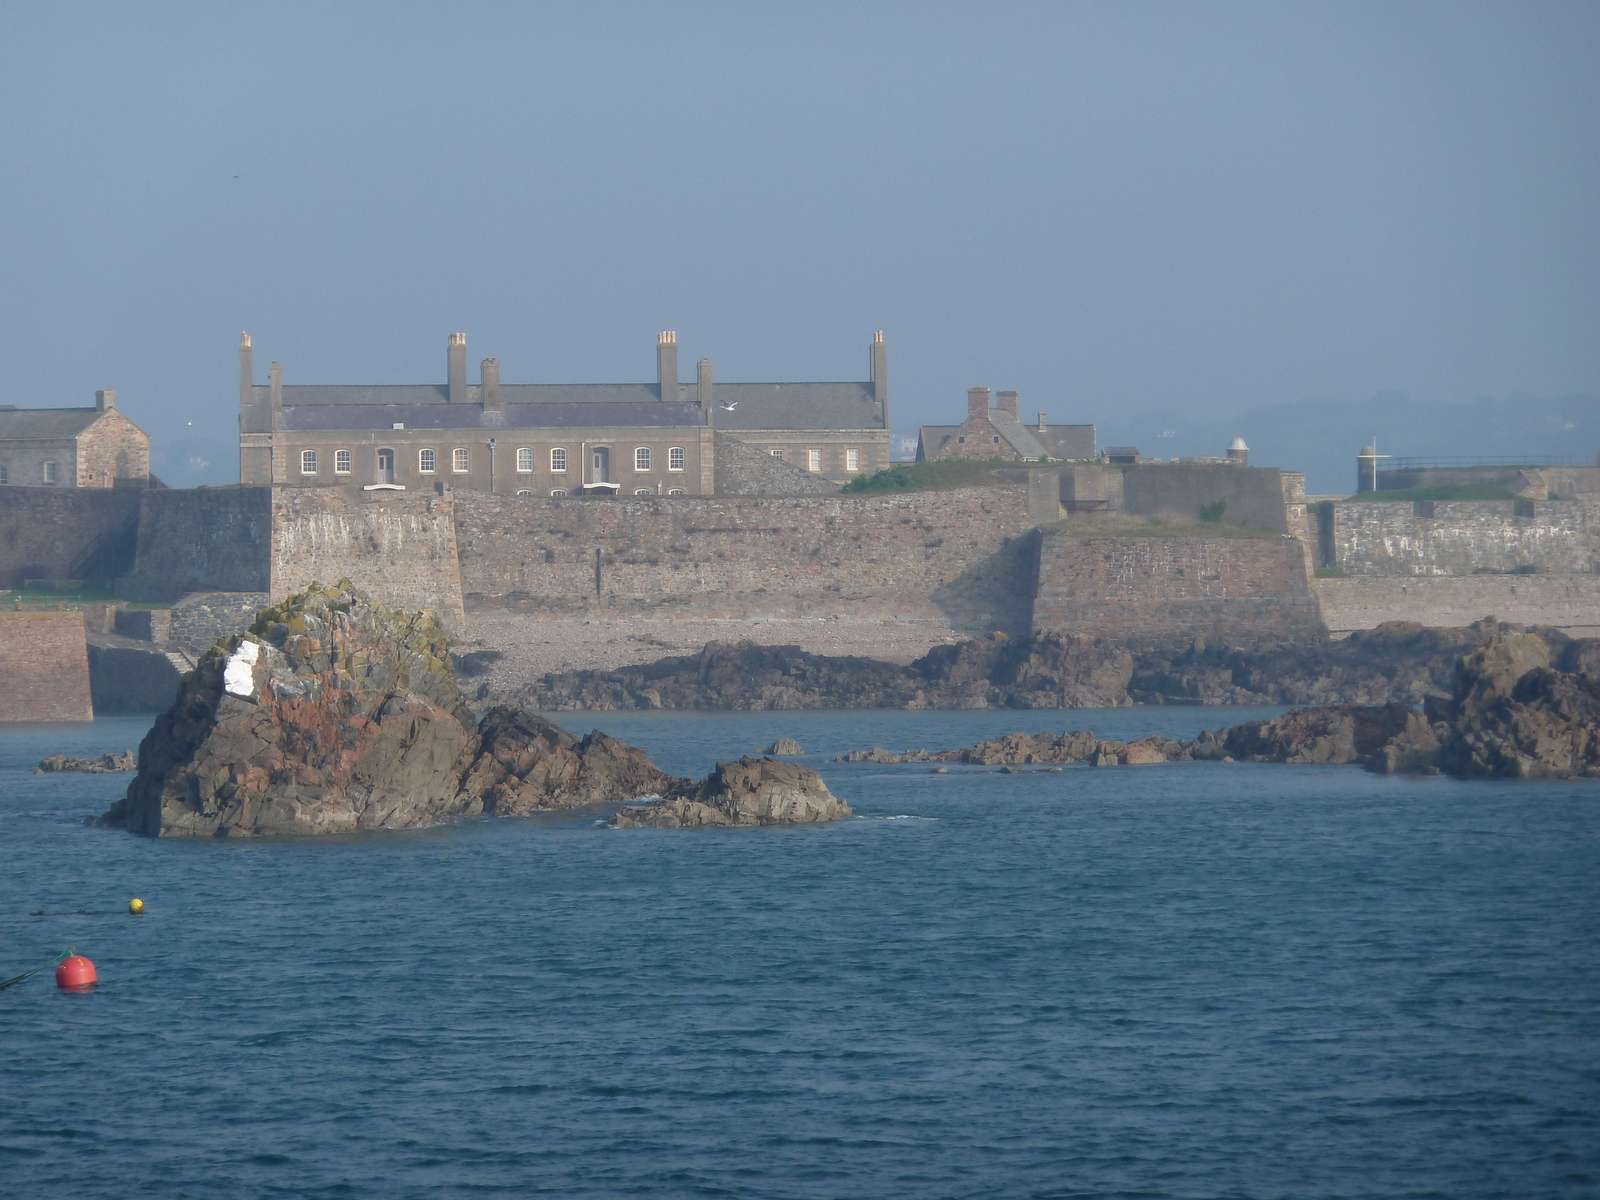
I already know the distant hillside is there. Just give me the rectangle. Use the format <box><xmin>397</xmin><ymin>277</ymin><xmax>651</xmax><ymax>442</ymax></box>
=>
<box><xmin>1095</xmin><ymin>393</ymin><xmax>1599</xmax><ymax>496</ymax></box>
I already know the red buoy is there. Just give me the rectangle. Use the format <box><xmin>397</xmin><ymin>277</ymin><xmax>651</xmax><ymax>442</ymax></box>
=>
<box><xmin>55</xmin><ymin>955</ymin><xmax>97</xmax><ymax>990</ymax></box>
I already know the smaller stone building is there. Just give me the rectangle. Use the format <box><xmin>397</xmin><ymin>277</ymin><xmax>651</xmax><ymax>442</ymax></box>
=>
<box><xmin>0</xmin><ymin>391</ymin><xmax>151</xmax><ymax>489</ymax></box>
<box><xmin>916</xmin><ymin>388</ymin><xmax>1095</xmax><ymax>462</ymax></box>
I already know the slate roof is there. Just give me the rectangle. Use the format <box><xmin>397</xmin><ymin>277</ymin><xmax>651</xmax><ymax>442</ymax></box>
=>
<box><xmin>918</xmin><ymin>419</ymin><xmax>1097</xmax><ymax>462</ymax></box>
<box><xmin>0</xmin><ymin>406</ymin><xmax>104</xmax><ymax>440</ymax></box>
<box><xmin>282</xmin><ymin>399</ymin><xmax>708</xmax><ymax>432</ymax></box>
<box><xmin>262</xmin><ymin>378</ymin><xmax>884</xmax><ymax>434</ymax></box>
<box><xmin>707</xmin><ymin>382</ymin><xmax>884</xmax><ymax>431</ymax></box>
<box><xmin>989</xmin><ymin>413</ymin><xmax>1049</xmax><ymax>459</ymax></box>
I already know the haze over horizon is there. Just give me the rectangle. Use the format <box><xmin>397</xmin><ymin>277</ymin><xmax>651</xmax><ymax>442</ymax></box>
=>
<box><xmin>1</xmin><ymin>2</ymin><xmax>1595</xmax><ymax>495</ymax></box>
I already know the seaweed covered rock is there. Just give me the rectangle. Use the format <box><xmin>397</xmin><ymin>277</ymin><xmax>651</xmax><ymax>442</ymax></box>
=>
<box><xmin>94</xmin><ymin>582</ymin><xmax>680</xmax><ymax>837</ymax></box>
<box><xmin>611</xmin><ymin>756</ymin><xmax>851</xmax><ymax>829</ymax></box>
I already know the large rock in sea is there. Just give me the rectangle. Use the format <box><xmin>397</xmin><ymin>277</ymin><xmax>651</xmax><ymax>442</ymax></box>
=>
<box><xmin>611</xmin><ymin>756</ymin><xmax>851</xmax><ymax>829</ymax></box>
<box><xmin>94</xmin><ymin>583</ymin><xmax>683</xmax><ymax>837</ymax></box>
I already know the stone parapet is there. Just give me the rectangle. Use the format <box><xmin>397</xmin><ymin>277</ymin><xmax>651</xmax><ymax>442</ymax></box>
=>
<box><xmin>1314</xmin><ymin>574</ymin><xmax>1600</xmax><ymax>635</ymax></box>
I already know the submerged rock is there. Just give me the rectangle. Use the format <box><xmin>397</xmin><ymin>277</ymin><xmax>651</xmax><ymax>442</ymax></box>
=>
<box><xmin>39</xmin><ymin>751</ymin><xmax>137</xmax><ymax>774</ymax></box>
<box><xmin>93</xmin><ymin>582</ymin><xmax>682</xmax><ymax>837</ymax></box>
<box><xmin>611</xmin><ymin>756</ymin><xmax>851</xmax><ymax>829</ymax></box>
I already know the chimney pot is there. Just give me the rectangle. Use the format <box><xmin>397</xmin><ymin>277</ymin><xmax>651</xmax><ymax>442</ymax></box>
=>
<box><xmin>448</xmin><ymin>333</ymin><xmax>468</xmax><ymax>402</ymax></box>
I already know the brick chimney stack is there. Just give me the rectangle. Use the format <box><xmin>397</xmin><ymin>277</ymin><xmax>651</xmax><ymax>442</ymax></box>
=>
<box><xmin>239</xmin><ymin>331</ymin><xmax>253</xmax><ymax>416</ymax></box>
<box><xmin>95</xmin><ymin>389</ymin><xmax>116</xmax><ymax>412</ymax></box>
<box><xmin>967</xmin><ymin>387</ymin><xmax>991</xmax><ymax>419</ymax></box>
<box><xmin>1038</xmin><ymin>412</ymin><xmax>1047</xmax><ymax>432</ymax></box>
<box><xmin>447</xmin><ymin>333</ymin><xmax>467</xmax><ymax>403</ymax></box>
<box><xmin>481</xmin><ymin>358</ymin><xmax>501</xmax><ymax>411</ymax></box>
<box><xmin>657</xmin><ymin>331</ymin><xmax>678</xmax><ymax>401</ymax></box>
<box><xmin>997</xmin><ymin>391</ymin><xmax>1019</xmax><ymax>419</ymax></box>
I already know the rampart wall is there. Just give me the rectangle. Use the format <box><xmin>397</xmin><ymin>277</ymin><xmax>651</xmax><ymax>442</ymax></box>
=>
<box><xmin>452</xmin><ymin>485</ymin><xmax>1040</xmax><ymax>633</ymax></box>
<box><xmin>1315</xmin><ymin>575</ymin><xmax>1600</xmax><ymax>635</ymax></box>
<box><xmin>0</xmin><ymin>487</ymin><xmax>141</xmax><ymax>589</ymax></box>
<box><xmin>270</xmin><ymin>487</ymin><xmax>466</xmax><ymax>631</ymax></box>
<box><xmin>0</xmin><ymin>611</ymin><xmax>93</xmax><ymax>722</ymax></box>
<box><xmin>1328</xmin><ymin>498</ymin><xmax>1598</xmax><ymax>576</ymax></box>
<box><xmin>117</xmin><ymin>487</ymin><xmax>273</xmax><ymax>600</ymax></box>
<box><xmin>1034</xmin><ymin>534</ymin><xmax>1323</xmax><ymax>652</ymax></box>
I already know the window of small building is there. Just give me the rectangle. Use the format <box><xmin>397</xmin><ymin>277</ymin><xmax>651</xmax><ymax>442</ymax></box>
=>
<box><xmin>635</xmin><ymin>488</ymin><xmax>652</xmax><ymax>496</ymax></box>
<box><xmin>419</xmin><ymin>449</ymin><xmax>436</xmax><ymax>473</ymax></box>
<box><xmin>334</xmin><ymin>450</ymin><xmax>351</xmax><ymax>474</ymax></box>
<box><xmin>807</xmin><ymin>449</ymin><xmax>822</xmax><ymax>472</ymax></box>
<box><xmin>0</xmin><ymin>465</ymin><xmax>7</xmax><ymax>484</ymax></box>
<box><xmin>957</xmin><ymin>436</ymin><xmax>966</xmax><ymax>444</ymax></box>
<box><xmin>634</xmin><ymin>447</ymin><xmax>651</xmax><ymax>472</ymax></box>
<box><xmin>301</xmin><ymin>449</ymin><xmax>319</xmax><ymax>475</ymax></box>
<box><xmin>668</xmin><ymin>446</ymin><xmax>686</xmax><ymax>471</ymax></box>
<box><xmin>992</xmin><ymin>436</ymin><xmax>1000</xmax><ymax>444</ymax></box>
<box><xmin>551</xmin><ymin>489</ymin><xmax>568</xmax><ymax>497</ymax></box>
<box><xmin>770</xmin><ymin>448</ymin><xmax>784</xmax><ymax>459</ymax></box>
<box><xmin>551</xmin><ymin>447</ymin><xmax>567</xmax><ymax>472</ymax></box>
<box><xmin>667</xmin><ymin>488</ymin><xmax>685</xmax><ymax>496</ymax></box>
<box><xmin>43</xmin><ymin>461</ymin><xmax>58</xmax><ymax>484</ymax></box>
<box><xmin>846</xmin><ymin>448</ymin><xmax>859</xmax><ymax>472</ymax></box>
<box><xmin>453</xmin><ymin>448</ymin><xmax>470</xmax><ymax>473</ymax></box>
<box><xmin>516</xmin><ymin>489</ymin><xmax>534</xmax><ymax>497</ymax></box>
<box><xmin>516</xmin><ymin>447</ymin><xmax>534</xmax><ymax>472</ymax></box>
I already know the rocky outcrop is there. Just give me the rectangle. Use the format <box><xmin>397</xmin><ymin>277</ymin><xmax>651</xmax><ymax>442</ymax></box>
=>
<box><xmin>457</xmin><ymin>706</ymin><xmax>681</xmax><ymax>816</ymax></box>
<box><xmin>39</xmin><ymin>751</ymin><xmax>136</xmax><ymax>774</ymax></box>
<box><xmin>612</xmin><ymin>756</ymin><xmax>850</xmax><ymax>828</ymax></box>
<box><xmin>764</xmin><ymin>738</ymin><xmax>804</xmax><ymax>755</ymax></box>
<box><xmin>517</xmin><ymin>631</ymin><xmax>1133</xmax><ymax>712</ymax></box>
<box><xmin>834</xmin><ymin>730</ymin><xmax>1191</xmax><ymax>767</ymax></box>
<box><xmin>1211</xmin><ymin>703</ymin><xmax>1414</xmax><ymax>764</ymax></box>
<box><xmin>93</xmin><ymin>582</ymin><xmax>683</xmax><ymax>838</ymax></box>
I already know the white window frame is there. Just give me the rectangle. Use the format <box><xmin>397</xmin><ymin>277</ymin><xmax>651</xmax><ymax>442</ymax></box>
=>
<box><xmin>769</xmin><ymin>448</ymin><xmax>784</xmax><ymax>459</ymax></box>
<box><xmin>634</xmin><ymin>488</ymin><xmax>652</xmax><ymax>496</ymax></box>
<box><xmin>516</xmin><ymin>489</ymin><xmax>534</xmax><ymax>497</ymax></box>
<box><xmin>846</xmin><ymin>448</ymin><xmax>859</xmax><ymax>472</ymax></box>
<box><xmin>668</xmin><ymin>446</ymin><xmax>686</xmax><ymax>471</ymax></box>
<box><xmin>550</xmin><ymin>488</ymin><xmax>568</xmax><ymax>497</ymax></box>
<box><xmin>634</xmin><ymin>447</ymin><xmax>651</xmax><ymax>472</ymax></box>
<box><xmin>419</xmin><ymin>449</ymin><xmax>436</xmax><ymax>473</ymax></box>
<box><xmin>301</xmin><ymin>449</ymin><xmax>319</xmax><ymax>475</ymax></box>
<box><xmin>334</xmin><ymin>449</ymin><xmax>352</xmax><ymax>474</ymax></box>
<box><xmin>807</xmin><ymin>448</ymin><xmax>822</xmax><ymax>473</ymax></box>
<box><xmin>43</xmin><ymin>460</ymin><xmax>58</xmax><ymax>484</ymax></box>
<box><xmin>667</xmin><ymin>488</ymin><xmax>685</xmax><ymax>496</ymax></box>
<box><xmin>516</xmin><ymin>447</ymin><xmax>534</xmax><ymax>473</ymax></box>
<box><xmin>0</xmin><ymin>465</ymin><xmax>8</xmax><ymax>485</ymax></box>
<box><xmin>452</xmin><ymin>448</ymin><xmax>470</xmax><ymax>473</ymax></box>
<box><xmin>550</xmin><ymin>447</ymin><xmax>567</xmax><ymax>472</ymax></box>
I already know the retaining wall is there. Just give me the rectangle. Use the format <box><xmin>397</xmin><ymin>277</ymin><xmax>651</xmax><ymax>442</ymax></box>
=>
<box><xmin>1314</xmin><ymin>575</ymin><xmax>1600</xmax><ymax>635</ymax></box>
<box><xmin>453</xmin><ymin>485</ymin><xmax>1039</xmax><ymax>633</ymax></box>
<box><xmin>0</xmin><ymin>611</ymin><xmax>93</xmax><ymax>722</ymax></box>
<box><xmin>1034</xmin><ymin>534</ymin><xmax>1323</xmax><ymax>651</ymax></box>
<box><xmin>1328</xmin><ymin>498</ymin><xmax>1599</xmax><ymax>576</ymax></box>
<box><xmin>0</xmin><ymin>487</ymin><xmax>141</xmax><ymax>589</ymax></box>
<box><xmin>270</xmin><ymin>488</ymin><xmax>466</xmax><ymax>631</ymax></box>
<box><xmin>117</xmin><ymin>487</ymin><xmax>273</xmax><ymax>600</ymax></box>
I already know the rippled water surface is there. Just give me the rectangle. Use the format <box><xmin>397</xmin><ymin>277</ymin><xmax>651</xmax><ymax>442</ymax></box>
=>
<box><xmin>3</xmin><ymin>708</ymin><xmax>1598</xmax><ymax>1198</ymax></box>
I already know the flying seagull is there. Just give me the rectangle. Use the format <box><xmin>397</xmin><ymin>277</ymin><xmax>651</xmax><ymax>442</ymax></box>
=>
<box><xmin>719</xmin><ymin>400</ymin><xmax>738</xmax><ymax>411</ymax></box>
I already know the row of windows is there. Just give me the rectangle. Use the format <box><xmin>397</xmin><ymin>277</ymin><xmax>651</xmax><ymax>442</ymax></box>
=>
<box><xmin>0</xmin><ymin>462</ymin><xmax>59</xmax><ymax>485</ymax></box>
<box><xmin>299</xmin><ymin>446</ymin><xmax>689</xmax><ymax>475</ymax></box>
<box><xmin>769</xmin><ymin>448</ymin><xmax>863</xmax><ymax>472</ymax></box>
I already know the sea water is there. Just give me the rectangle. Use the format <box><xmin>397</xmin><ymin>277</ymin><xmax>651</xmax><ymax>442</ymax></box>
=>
<box><xmin>2</xmin><ymin>708</ymin><xmax>1597</xmax><ymax>1199</ymax></box>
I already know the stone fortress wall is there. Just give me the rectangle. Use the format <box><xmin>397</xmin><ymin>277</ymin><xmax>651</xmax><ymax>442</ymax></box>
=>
<box><xmin>0</xmin><ymin>611</ymin><xmax>93</xmax><ymax>722</ymax></box>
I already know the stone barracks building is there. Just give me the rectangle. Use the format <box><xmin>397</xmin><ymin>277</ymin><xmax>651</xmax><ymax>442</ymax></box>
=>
<box><xmin>239</xmin><ymin>330</ymin><xmax>892</xmax><ymax>494</ymax></box>
<box><xmin>0</xmin><ymin>390</ymin><xmax>151</xmax><ymax>489</ymax></box>
<box><xmin>916</xmin><ymin>387</ymin><xmax>1096</xmax><ymax>462</ymax></box>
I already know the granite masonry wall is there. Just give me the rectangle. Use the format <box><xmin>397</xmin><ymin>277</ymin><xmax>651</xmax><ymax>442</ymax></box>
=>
<box><xmin>270</xmin><ymin>487</ymin><xmax>466</xmax><ymax>631</ymax></box>
<box><xmin>117</xmin><ymin>487</ymin><xmax>273</xmax><ymax>600</ymax></box>
<box><xmin>1314</xmin><ymin>575</ymin><xmax>1600</xmax><ymax>635</ymax></box>
<box><xmin>1033</xmin><ymin>534</ymin><xmax>1324</xmax><ymax>652</ymax></box>
<box><xmin>0</xmin><ymin>487</ymin><xmax>141</xmax><ymax>589</ymax></box>
<box><xmin>167</xmin><ymin>592</ymin><xmax>270</xmax><ymax>652</ymax></box>
<box><xmin>0</xmin><ymin>611</ymin><xmax>93</xmax><ymax>722</ymax></box>
<box><xmin>453</xmin><ymin>484</ymin><xmax>1040</xmax><ymax>633</ymax></box>
<box><xmin>1327</xmin><ymin>498</ymin><xmax>1599</xmax><ymax>576</ymax></box>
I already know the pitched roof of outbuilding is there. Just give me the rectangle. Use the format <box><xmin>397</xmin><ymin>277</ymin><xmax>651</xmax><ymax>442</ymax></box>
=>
<box><xmin>0</xmin><ymin>406</ymin><xmax>105</xmax><ymax>440</ymax></box>
<box><xmin>708</xmin><ymin>382</ymin><xmax>884</xmax><ymax>431</ymax></box>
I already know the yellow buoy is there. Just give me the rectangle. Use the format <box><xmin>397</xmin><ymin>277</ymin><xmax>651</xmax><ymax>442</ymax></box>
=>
<box><xmin>129</xmin><ymin>898</ymin><xmax>144</xmax><ymax>915</ymax></box>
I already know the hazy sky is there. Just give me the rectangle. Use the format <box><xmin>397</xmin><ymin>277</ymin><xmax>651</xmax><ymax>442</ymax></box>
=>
<box><xmin>1</xmin><ymin>2</ymin><xmax>1595</xmax><ymax>488</ymax></box>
